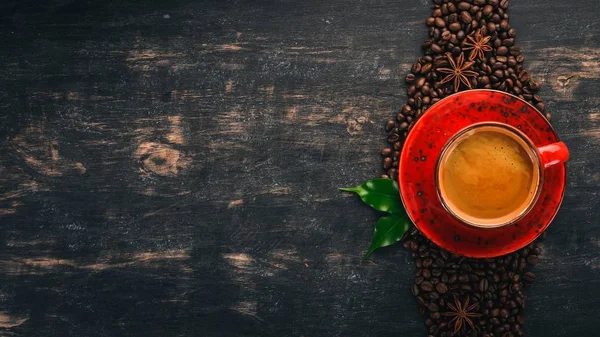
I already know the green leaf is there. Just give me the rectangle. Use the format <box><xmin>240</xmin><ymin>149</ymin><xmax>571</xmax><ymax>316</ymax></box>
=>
<box><xmin>363</xmin><ymin>213</ymin><xmax>412</xmax><ymax>260</ymax></box>
<box><xmin>340</xmin><ymin>178</ymin><xmax>403</xmax><ymax>214</ymax></box>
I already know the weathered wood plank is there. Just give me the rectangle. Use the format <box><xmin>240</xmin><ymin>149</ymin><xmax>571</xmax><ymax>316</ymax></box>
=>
<box><xmin>0</xmin><ymin>0</ymin><xmax>598</xmax><ymax>336</ymax></box>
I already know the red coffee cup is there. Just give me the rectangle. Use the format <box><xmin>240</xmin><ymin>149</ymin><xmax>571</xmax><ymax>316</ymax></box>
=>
<box><xmin>398</xmin><ymin>90</ymin><xmax>569</xmax><ymax>258</ymax></box>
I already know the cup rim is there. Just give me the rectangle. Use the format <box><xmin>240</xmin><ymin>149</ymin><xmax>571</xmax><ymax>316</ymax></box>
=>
<box><xmin>434</xmin><ymin>121</ymin><xmax>545</xmax><ymax>229</ymax></box>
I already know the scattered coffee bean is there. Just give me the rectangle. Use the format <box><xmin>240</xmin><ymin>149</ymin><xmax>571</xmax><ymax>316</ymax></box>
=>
<box><xmin>527</xmin><ymin>255</ymin><xmax>539</xmax><ymax>264</ymax></box>
<box><xmin>434</xmin><ymin>17</ymin><xmax>445</xmax><ymax>28</ymax></box>
<box><xmin>523</xmin><ymin>272</ymin><xmax>535</xmax><ymax>283</ymax></box>
<box><xmin>449</xmin><ymin>22</ymin><xmax>461</xmax><ymax>33</ymax></box>
<box><xmin>421</xmin><ymin>281</ymin><xmax>434</xmax><ymax>292</ymax></box>
<box><xmin>479</xmin><ymin>278</ymin><xmax>489</xmax><ymax>292</ymax></box>
<box><xmin>436</xmin><ymin>282</ymin><xmax>448</xmax><ymax>294</ymax></box>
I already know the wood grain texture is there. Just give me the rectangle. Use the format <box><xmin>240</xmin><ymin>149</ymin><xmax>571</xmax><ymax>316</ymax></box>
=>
<box><xmin>0</xmin><ymin>0</ymin><xmax>598</xmax><ymax>336</ymax></box>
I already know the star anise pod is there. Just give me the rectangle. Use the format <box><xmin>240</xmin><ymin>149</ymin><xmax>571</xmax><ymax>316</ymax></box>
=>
<box><xmin>437</xmin><ymin>53</ymin><xmax>479</xmax><ymax>92</ymax></box>
<box><xmin>442</xmin><ymin>294</ymin><xmax>482</xmax><ymax>334</ymax></box>
<box><xmin>462</xmin><ymin>29</ymin><xmax>493</xmax><ymax>61</ymax></box>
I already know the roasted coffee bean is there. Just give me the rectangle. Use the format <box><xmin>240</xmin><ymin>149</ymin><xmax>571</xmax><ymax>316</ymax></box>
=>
<box><xmin>451</xmin><ymin>46</ymin><xmax>462</xmax><ymax>57</ymax></box>
<box><xmin>421</xmin><ymin>63</ymin><xmax>433</xmax><ymax>74</ymax></box>
<box><xmin>430</xmin><ymin>43</ymin><xmax>443</xmax><ymax>54</ymax></box>
<box><xmin>493</xmin><ymin>38</ymin><xmax>502</xmax><ymax>48</ymax></box>
<box><xmin>381</xmin><ymin>147</ymin><xmax>392</xmax><ymax>157</ymax></box>
<box><xmin>436</xmin><ymin>283</ymin><xmax>448</xmax><ymax>294</ymax></box>
<box><xmin>383</xmin><ymin>157</ymin><xmax>393</xmax><ymax>170</ymax></box>
<box><xmin>434</xmin><ymin>17</ymin><xmax>445</xmax><ymax>28</ymax></box>
<box><xmin>458</xmin><ymin>2</ymin><xmax>471</xmax><ymax>11</ymax></box>
<box><xmin>505</xmin><ymin>78</ymin><xmax>514</xmax><ymax>88</ymax></box>
<box><xmin>479</xmin><ymin>278</ymin><xmax>489</xmax><ymax>292</ymax></box>
<box><xmin>412</xmin><ymin>62</ymin><xmax>422</xmax><ymax>74</ymax></box>
<box><xmin>421</xmin><ymin>281</ymin><xmax>433</xmax><ymax>292</ymax></box>
<box><xmin>448</xmin><ymin>13</ymin><xmax>459</xmax><ymax>24</ymax></box>
<box><xmin>523</xmin><ymin>272</ymin><xmax>535</xmax><ymax>282</ymax></box>
<box><xmin>447</xmin><ymin>2</ymin><xmax>457</xmax><ymax>13</ymax></box>
<box><xmin>483</xmin><ymin>5</ymin><xmax>494</xmax><ymax>16</ymax></box>
<box><xmin>518</xmin><ymin>71</ymin><xmax>530</xmax><ymax>83</ymax></box>
<box><xmin>422</xmin><ymin>85</ymin><xmax>431</xmax><ymax>95</ymax></box>
<box><xmin>423</xmin><ymin>268</ymin><xmax>431</xmax><ymax>279</ymax></box>
<box><xmin>441</xmin><ymin>31</ymin><xmax>452</xmax><ymax>42</ymax></box>
<box><xmin>460</xmin><ymin>11</ymin><xmax>473</xmax><ymax>24</ymax></box>
<box><xmin>385</xmin><ymin>120</ymin><xmax>395</xmax><ymax>132</ymax></box>
<box><xmin>449</xmin><ymin>22</ymin><xmax>462</xmax><ymax>33</ymax></box>
<box><xmin>408</xmin><ymin>85</ymin><xmax>417</xmax><ymax>96</ymax></box>
<box><xmin>526</xmin><ymin>255</ymin><xmax>539</xmax><ymax>264</ymax></box>
<box><xmin>515</xmin><ymin>64</ymin><xmax>524</xmax><ymax>73</ymax></box>
<box><xmin>412</xmin><ymin>284</ymin><xmax>420</xmax><ymax>296</ymax></box>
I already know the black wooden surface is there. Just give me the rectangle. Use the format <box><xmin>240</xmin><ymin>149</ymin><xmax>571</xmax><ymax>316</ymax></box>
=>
<box><xmin>0</xmin><ymin>0</ymin><xmax>599</xmax><ymax>336</ymax></box>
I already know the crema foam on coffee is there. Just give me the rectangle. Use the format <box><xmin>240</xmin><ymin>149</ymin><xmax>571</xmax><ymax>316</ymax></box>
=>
<box><xmin>438</xmin><ymin>126</ymin><xmax>540</xmax><ymax>226</ymax></box>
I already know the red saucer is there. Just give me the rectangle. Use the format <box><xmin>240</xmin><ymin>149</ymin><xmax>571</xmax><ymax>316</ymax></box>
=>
<box><xmin>398</xmin><ymin>90</ymin><xmax>567</xmax><ymax>258</ymax></box>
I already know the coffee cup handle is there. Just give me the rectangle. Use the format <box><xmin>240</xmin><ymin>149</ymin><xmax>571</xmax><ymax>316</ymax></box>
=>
<box><xmin>537</xmin><ymin>142</ymin><xmax>569</xmax><ymax>169</ymax></box>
